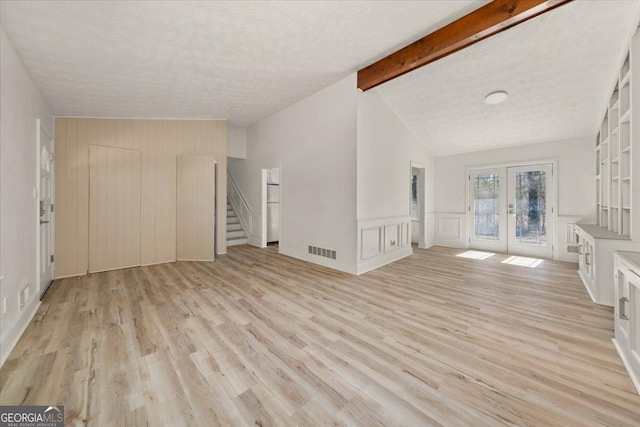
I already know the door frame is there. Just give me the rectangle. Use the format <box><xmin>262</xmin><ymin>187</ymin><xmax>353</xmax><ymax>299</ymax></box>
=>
<box><xmin>465</xmin><ymin>158</ymin><xmax>558</xmax><ymax>259</ymax></box>
<box><xmin>261</xmin><ymin>165</ymin><xmax>281</xmax><ymax>249</ymax></box>
<box><xmin>410</xmin><ymin>161</ymin><xmax>427</xmax><ymax>248</ymax></box>
<box><xmin>36</xmin><ymin>119</ymin><xmax>55</xmax><ymax>298</ymax></box>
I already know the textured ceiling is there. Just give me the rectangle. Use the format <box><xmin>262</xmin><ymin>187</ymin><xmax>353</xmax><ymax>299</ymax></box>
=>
<box><xmin>0</xmin><ymin>0</ymin><xmax>485</xmax><ymax>127</ymax></box>
<box><xmin>375</xmin><ymin>0</ymin><xmax>640</xmax><ymax>156</ymax></box>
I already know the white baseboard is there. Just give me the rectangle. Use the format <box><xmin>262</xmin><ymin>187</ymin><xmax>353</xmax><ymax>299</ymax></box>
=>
<box><xmin>578</xmin><ymin>269</ymin><xmax>598</xmax><ymax>304</ymax></box>
<box><xmin>278</xmin><ymin>246</ymin><xmax>357</xmax><ymax>275</ymax></box>
<box><xmin>418</xmin><ymin>241</ymin><xmax>433</xmax><ymax>249</ymax></box>
<box><xmin>1</xmin><ymin>298</ymin><xmax>41</xmax><ymax>368</ymax></box>
<box><xmin>54</xmin><ymin>272</ymin><xmax>86</xmax><ymax>279</ymax></box>
<box><xmin>612</xmin><ymin>338</ymin><xmax>640</xmax><ymax>396</ymax></box>
<box><xmin>555</xmin><ymin>253</ymin><xmax>579</xmax><ymax>263</ymax></box>
<box><xmin>248</xmin><ymin>235</ymin><xmax>263</xmax><ymax>247</ymax></box>
<box><xmin>434</xmin><ymin>240</ymin><xmax>468</xmax><ymax>249</ymax></box>
<box><xmin>357</xmin><ymin>247</ymin><xmax>413</xmax><ymax>275</ymax></box>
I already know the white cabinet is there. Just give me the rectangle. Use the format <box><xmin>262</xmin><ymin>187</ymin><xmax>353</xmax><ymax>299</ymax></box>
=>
<box><xmin>613</xmin><ymin>251</ymin><xmax>640</xmax><ymax>395</ymax></box>
<box><xmin>574</xmin><ymin>224</ymin><xmax>640</xmax><ymax>306</ymax></box>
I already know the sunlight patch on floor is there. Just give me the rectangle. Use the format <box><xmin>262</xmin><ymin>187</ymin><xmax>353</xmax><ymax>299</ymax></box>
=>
<box><xmin>501</xmin><ymin>255</ymin><xmax>544</xmax><ymax>268</ymax></box>
<box><xmin>456</xmin><ymin>251</ymin><xmax>495</xmax><ymax>260</ymax></box>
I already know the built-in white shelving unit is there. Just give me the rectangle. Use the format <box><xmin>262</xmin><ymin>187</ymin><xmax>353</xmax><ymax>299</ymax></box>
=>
<box><xmin>596</xmin><ymin>45</ymin><xmax>636</xmax><ymax>237</ymax></box>
<box><xmin>576</xmin><ymin>25</ymin><xmax>640</xmax><ymax>307</ymax></box>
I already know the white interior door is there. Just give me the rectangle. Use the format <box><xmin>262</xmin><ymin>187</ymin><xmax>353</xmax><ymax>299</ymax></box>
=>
<box><xmin>507</xmin><ymin>164</ymin><xmax>553</xmax><ymax>258</ymax></box>
<box><xmin>38</xmin><ymin>125</ymin><xmax>54</xmax><ymax>296</ymax></box>
<box><xmin>469</xmin><ymin>168</ymin><xmax>507</xmax><ymax>253</ymax></box>
<box><xmin>469</xmin><ymin>163</ymin><xmax>553</xmax><ymax>258</ymax></box>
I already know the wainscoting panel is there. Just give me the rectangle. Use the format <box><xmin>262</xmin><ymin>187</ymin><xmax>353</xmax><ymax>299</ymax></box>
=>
<box><xmin>423</xmin><ymin>213</ymin><xmax>436</xmax><ymax>249</ymax></box>
<box><xmin>401</xmin><ymin>222</ymin><xmax>411</xmax><ymax>248</ymax></box>
<box><xmin>361</xmin><ymin>227</ymin><xmax>383</xmax><ymax>260</ymax></box>
<box><xmin>249</xmin><ymin>211</ymin><xmax>262</xmax><ymax>247</ymax></box>
<box><xmin>434</xmin><ymin>213</ymin><xmax>468</xmax><ymax>248</ymax></box>
<box><xmin>357</xmin><ymin>216</ymin><xmax>413</xmax><ymax>274</ymax></box>
<box><xmin>384</xmin><ymin>224</ymin><xmax>401</xmax><ymax>253</ymax></box>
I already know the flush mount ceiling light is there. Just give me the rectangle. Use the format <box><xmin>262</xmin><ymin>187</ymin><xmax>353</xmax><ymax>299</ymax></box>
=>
<box><xmin>484</xmin><ymin>90</ymin><xmax>509</xmax><ymax>105</ymax></box>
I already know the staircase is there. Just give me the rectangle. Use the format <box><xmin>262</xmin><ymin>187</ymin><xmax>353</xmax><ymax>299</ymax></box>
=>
<box><xmin>227</xmin><ymin>200</ymin><xmax>248</xmax><ymax>246</ymax></box>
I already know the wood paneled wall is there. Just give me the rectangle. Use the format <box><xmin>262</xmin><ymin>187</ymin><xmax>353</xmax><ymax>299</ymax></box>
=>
<box><xmin>89</xmin><ymin>145</ymin><xmax>141</xmax><ymax>273</ymax></box>
<box><xmin>54</xmin><ymin>118</ymin><xmax>227</xmax><ymax>278</ymax></box>
<box><xmin>176</xmin><ymin>155</ymin><xmax>216</xmax><ymax>261</ymax></box>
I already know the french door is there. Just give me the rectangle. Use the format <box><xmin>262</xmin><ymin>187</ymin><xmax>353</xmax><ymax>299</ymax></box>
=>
<box><xmin>469</xmin><ymin>163</ymin><xmax>553</xmax><ymax>258</ymax></box>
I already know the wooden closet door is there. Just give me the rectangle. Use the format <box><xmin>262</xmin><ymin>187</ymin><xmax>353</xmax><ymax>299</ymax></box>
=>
<box><xmin>89</xmin><ymin>145</ymin><xmax>141</xmax><ymax>273</ymax></box>
<box><xmin>176</xmin><ymin>155</ymin><xmax>216</xmax><ymax>261</ymax></box>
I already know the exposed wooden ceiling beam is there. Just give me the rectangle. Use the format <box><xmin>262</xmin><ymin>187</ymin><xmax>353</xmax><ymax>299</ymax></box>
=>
<box><xmin>357</xmin><ymin>0</ymin><xmax>573</xmax><ymax>91</ymax></box>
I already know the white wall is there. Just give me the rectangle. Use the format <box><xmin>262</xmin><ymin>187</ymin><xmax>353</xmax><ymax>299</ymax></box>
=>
<box><xmin>1</xmin><ymin>28</ymin><xmax>54</xmax><ymax>366</ymax></box>
<box><xmin>433</xmin><ymin>135</ymin><xmax>595</xmax><ymax>261</ymax></box>
<box><xmin>227</xmin><ymin>127</ymin><xmax>247</xmax><ymax>159</ymax></box>
<box><xmin>356</xmin><ymin>89</ymin><xmax>435</xmax><ymax>273</ymax></box>
<box><xmin>228</xmin><ymin>74</ymin><xmax>358</xmax><ymax>273</ymax></box>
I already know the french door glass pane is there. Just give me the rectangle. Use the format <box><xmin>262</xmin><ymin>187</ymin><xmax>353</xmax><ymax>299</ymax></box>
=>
<box><xmin>515</xmin><ymin>171</ymin><xmax>547</xmax><ymax>246</ymax></box>
<box><xmin>474</xmin><ymin>173</ymin><xmax>500</xmax><ymax>241</ymax></box>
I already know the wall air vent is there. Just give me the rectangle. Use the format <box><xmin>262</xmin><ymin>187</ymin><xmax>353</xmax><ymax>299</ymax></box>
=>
<box><xmin>308</xmin><ymin>245</ymin><xmax>336</xmax><ymax>260</ymax></box>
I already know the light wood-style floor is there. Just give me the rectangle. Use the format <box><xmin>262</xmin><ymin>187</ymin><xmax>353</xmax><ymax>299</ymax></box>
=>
<box><xmin>1</xmin><ymin>245</ymin><xmax>640</xmax><ymax>426</ymax></box>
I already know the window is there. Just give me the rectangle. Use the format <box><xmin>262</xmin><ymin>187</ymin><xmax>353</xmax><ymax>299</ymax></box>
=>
<box><xmin>411</xmin><ymin>174</ymin><xmax>418</xmax><ymax>220</ymax></box>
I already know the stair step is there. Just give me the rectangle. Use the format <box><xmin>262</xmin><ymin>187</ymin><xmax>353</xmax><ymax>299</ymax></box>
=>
<box><xmin>227</xmin><ymin>237</ymin><xmax>248</xmax><ymax>246</ymax></box>
<box><xmin>228</xmin><ymin>229</ymin><xmax>246</xmax><ymax>239</ymax></box>
<box><xmin>227</xmin><ymin>217</ymin><xmax>240</xmax><ymax>224</ymax></box>
<box><xmin>227</xmin><ymin>223</ymin><xmax>242</xmax><ymax>231</ymax></box>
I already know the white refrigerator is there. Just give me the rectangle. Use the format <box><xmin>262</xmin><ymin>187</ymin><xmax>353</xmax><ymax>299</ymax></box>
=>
<box><xmin>267</xmin><ymin>183</ymin><xmax>280</xmax><ymax>242</ymax></box>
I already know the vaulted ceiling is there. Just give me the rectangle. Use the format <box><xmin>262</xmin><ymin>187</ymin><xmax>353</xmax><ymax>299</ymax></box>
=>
<box><xmin>2</xmin><ymin>1</ymin><xmax>639</xmax><ymax>156</ymax></box>
<box><xmin>375</xmin><ymin>0</ymin><xmax>640</xmax><ymax>155</ymax></box>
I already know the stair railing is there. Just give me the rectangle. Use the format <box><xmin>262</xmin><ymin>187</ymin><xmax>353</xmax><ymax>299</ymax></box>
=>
<box><xmin>227</xmin><ymin>170</ymin><xmax>252</xmax><ymax>238</ymax></box>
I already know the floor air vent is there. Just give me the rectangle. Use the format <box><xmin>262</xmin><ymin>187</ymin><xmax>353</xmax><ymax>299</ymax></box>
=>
<box><xmin>308</xmin><ymin>245</ymin><xmax>336</xmax><ymax>260</ymax></box>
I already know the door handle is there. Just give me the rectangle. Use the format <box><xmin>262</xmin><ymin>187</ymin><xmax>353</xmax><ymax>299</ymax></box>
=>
<box><xmin>40</xmin><ymin>220</ymin><xmax>50</xmax><ymax>224</ymax></box>
<box><xmin>619</xmin><ymin>297</ymin><xmax>629</xmax><ymax>320</ymax></box>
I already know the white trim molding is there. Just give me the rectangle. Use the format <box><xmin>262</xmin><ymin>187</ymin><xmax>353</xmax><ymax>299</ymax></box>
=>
<box><xmin>1</xmin><ymin>299</ymin><xmax>41</xmax><ymax>367</ymax></box>
<box><xmin>419</xmin><ymin>212</ymin><xmax>436</xmax><ymax>249</ymax></box>
<box><xmin>357</xmin><ymin>215</ymin><xmax>413</xmax><ymax>275</ymax></box>
<box><xmin>434</xmin><ymin>212</ymin><xmax>468</xmax><ymax>248</ymax></box>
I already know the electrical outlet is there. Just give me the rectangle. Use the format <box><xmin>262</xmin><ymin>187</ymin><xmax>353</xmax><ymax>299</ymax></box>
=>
<box><xmin>2</xmin><ymin>297</ymin><xmax>7</xmax><ymax>314</ymax></box>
